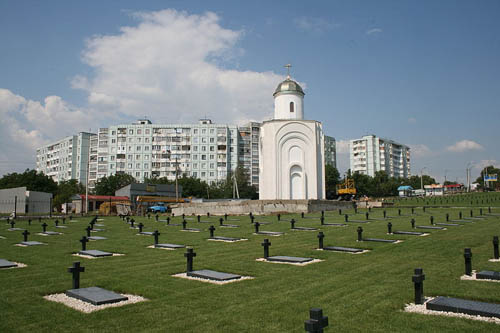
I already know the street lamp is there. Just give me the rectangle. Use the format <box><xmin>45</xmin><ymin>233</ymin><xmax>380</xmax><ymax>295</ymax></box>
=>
<box><xmin>466</xmin><ymin>161</ymin><xmax>473</xmax><ymax>192</ymax></box>
<box><xmin>420</xmin><ymin>167</ymin><xmax>427</xmax><ymax>191</ymax></box>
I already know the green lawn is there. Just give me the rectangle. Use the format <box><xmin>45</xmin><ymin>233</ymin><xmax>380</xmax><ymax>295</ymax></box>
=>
<box><xmin>1</xmin><ymin>193</ymin><xmax>500</xmax><ymax>332</ymax></box>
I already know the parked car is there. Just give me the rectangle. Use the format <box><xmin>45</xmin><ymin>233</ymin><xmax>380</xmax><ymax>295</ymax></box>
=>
<box><xmin>148</xmin><ymin>203</ymin><xmax>167</xmax><ymax>213</ymax></box>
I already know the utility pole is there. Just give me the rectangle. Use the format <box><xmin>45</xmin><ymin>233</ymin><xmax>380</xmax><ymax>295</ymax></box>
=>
<box><xmin>175</xmin><ymin>156</ymin><xmax>179</xmax><ymax>202</ymax></box>
<box><xmin>85</xmin><ymin>140</ymin><xmax>90</xmax><ymax>215</ymax></box>
<box><xmin>233</xmin><ymin>172</ymin><xmax>240</xmax><ymax>199</ymax></box>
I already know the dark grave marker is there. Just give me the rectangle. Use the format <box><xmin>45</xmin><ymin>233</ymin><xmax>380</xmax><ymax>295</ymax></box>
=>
<box><xmin>430</xmin><ymin>216</ymin><xmax>434</xmax><ymax>225</ymax></box>
<box><xmin>66</xmin><ymin>287</ymin><xmax>128</xmax><ymax>306</ymax></box>
<box><xmin>304</xmin><ymin>308</ymin><xmax>328</xmax><ymax>333</ymax></box>
<box><xmin>317</xmin><ymin>232</ymin><xmax>324</xmax><ymax>249</ymax></box>
<box><xmin>277</xmin><ymin>213</ymin><xmax>281</xmax><ymax>221</ymax></box>
<box><xmin>357</xmin><ymin>227</ymin><xmax>363</xmax><ymax>241</ymax></box>
<box><xmin>476</xmin><ymin>271</ymin><xmax>500</xmax><ymax>281</ymax></box>
<box><xmin>41</xmin><ymin>223</ymin><xmax>48</xmax><ymax>233</ymax></box>
<box><xmin>153</xmin><ymin>230</ymin><xmax>160</xmax><ymax>245</ymax></box>
<box><xmin>185</xmin><ymin>248</ymin><xmax>196</xmax><ymax>272</ymax></box>
<box><xmin>209</xmin><ymin>225</ymin><xmax>215</xmax><ymax>238</ymax></box>
<box><xmin>28</xmin><ymin>219</ymin><xmax>31</xmax><ymax>226</ymax></box>
<box><xmin>85</xmin><ymin>226</ymin><xmax>92</xmax><ymax>237</ymax></box>
<box><xmin>68</xmin><ymin>261</ymin><xmax>85</xmax><ymax>289</ymax></box>
<box><xmin>22</xmin><ymin>230</ymin><xmax>29</xmax><ymax>242</ymax></box>
<box><xmin>412</xmin><ymin>268</ymin><xmax>425</xmax><ymax>304</ymax></box>
<box><xmin>262</xmin><ymin>238</ymin><xmax>271</xmax><ymax>258</ymax></box>
<box><xmin>493</xmin><ymin>236</ymin><xmax>499</xmax><ymax>260</ymax></box>
<box><xmin>411</xmin><ymin>219</ymin><xmax>415</xmax><ymax>229</ymax></box>
<box><xmin>426</xmin><ymin>297</ymin><xmax>500</xmax><ymax>319</ymax></box>
<box><xmin>464</xmin><ymin>248</ymin><xmax>472</xmax><ymax>276</ymax></box>
<box><xmin>0</xmin><ymin>259</ymin><xmax>18</xmax><ymax>269</ymax></box>
<box><xmin>155</xmin><ymin>214</ymin><xmax>159</xmax><ymax>222</ymax></box>
<box><xmin>79</xmin><ymin>250</ymin><xmax>113</xmax><ymax>257</ymax></box>
<box><xmin>387</xmin><ymin>222</ymin><xmax>392</xmax><ymax>234</ymax></box>
<box><xmin>80</xmin><ymin>236</ymin><xmax>89</xmax><ymax>251</ymax></box>
<box><xmin>138</xmin><ymin>223</ymin><xmax>144</xmax><ymax>233</ymax></box>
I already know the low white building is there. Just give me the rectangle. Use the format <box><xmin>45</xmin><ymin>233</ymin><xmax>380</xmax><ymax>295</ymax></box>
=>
<box><xmin>0</xmin><ymin>187</ymin><xmax>52</xmax><ymax>214</ymax></box>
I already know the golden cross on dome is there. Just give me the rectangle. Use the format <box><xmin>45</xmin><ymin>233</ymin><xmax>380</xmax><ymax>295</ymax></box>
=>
<box><xmin>284</xmin><ymin>64</ymin><xmax>292</xmax><ymax>78</ymax></box>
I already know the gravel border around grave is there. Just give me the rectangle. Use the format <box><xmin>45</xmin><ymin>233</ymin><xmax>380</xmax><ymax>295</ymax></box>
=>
<box><xmin>460</xmin><ymin>271</ymin><xmax>500</xmax><ymax>283</ymax></box>
<box><xmin>316</xmin><ymin>249</ymin><xmax>370</xmax><ymax>255</ymax></box>
<box><xmin>14</xmin><ymin>243</ymin><xmax>46</xmax><ymax>247</ymax></box>
<box><xmin>72</xmin><ymin>253</ymin><xmax>125</xmax><ymax>259</ymax></box>
<box><xmin>252</xmin><ymin>233</ymin><xmax>283</xmax><ymax>237</ymax></box>
<box><xmin>44</xmin><ymin>293</ymin><xmax>147</xmax><ymax>313</ymax></box>
<box><xmin>1</xmin><ymin>261</ymin><xmax>27</xmax><ymax>269</ymax></box>
<box><xmin>37</xmin><ymin>232</ymin><xmax>62</xmax><ymax>236</ymax></box>
<box><xmin>180</xmin><ymin>229</ymin><xmax>201</xmax><ymax>233</ymax></box>
<box><xmin>207</xmin><ymin>238</ymin><xmax>248</xmax><ymax>243</ymax></box>
<box><xmin>489</xmin><ymin>259</ymin><xmax>500</xmax><ymax>263</ymax></box>
<box><xmin>172</xmin><ymin>273</ymin><xmax>254</xmax><ymax>285</ymax></box>
<box><xmin>255</xmin><ymin>258</ymin><xmax>323</xmax><ymax>266</ymax></box>
<box><xmin>404</xmin><ymin>298</ymin><xmax>500</xmax><ymax>325</ymax></box>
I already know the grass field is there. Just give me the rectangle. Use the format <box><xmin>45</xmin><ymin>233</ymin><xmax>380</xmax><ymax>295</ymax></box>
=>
<box><xmin>2</xmin><ymin>193</ymin><xmax>500</xmax><ymax>332</ymax></box>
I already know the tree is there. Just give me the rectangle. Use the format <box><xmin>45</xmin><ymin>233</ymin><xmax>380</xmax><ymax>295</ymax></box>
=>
<box><xmin>0</xmin><ymin>169</ymin><xmax>58</xmax><ymax>195</ymax></box>
<box><xmin>475</xmin><ymin>165</ymin><xmax>500</xmax><ymax>190</ymax></box>
<box><xmin>53</xmin><ymin>180</ymin><xmax>85</xmax><ymax>211</ymax></box>
<box><xmin>94</xmin><ymin>173</ymin><xmax>136</xmax><ymax>195</ymax></box>
<box><xmin>325</xmin><ymin>165</ymin><xmax>340</xmax><ymax>199</ymax></box>
<box><xmin>402</xmin><ymin>175</ymin><xmax>436</xmax><ymax>190</ymax></box>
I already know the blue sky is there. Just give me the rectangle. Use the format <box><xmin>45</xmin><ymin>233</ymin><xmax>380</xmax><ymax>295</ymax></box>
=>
<box><xmin>1</xmin><ymin>0</ymin><xmax>499</xmax><ymax>183</ymax></box>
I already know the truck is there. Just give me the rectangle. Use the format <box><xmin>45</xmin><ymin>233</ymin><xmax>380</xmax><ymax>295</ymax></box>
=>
<box><xmin>148</xmin><ymin>203</ymin><xmax>167</xmax><ymax>213</ymax></box>
<box><xmin>336</xmin><ymin>177</ymin><xmax>356</xmax><ymax>201</ymax></box>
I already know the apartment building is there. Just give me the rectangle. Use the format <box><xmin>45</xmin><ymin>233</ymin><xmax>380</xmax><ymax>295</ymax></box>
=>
<box><xmin>238</xmin><ymin>122</ymin><xmax>261</xmax><ymax>187</ymax></box>
<box><xmin>324</xmin><ymin>135</ymin><xmax>337</xmax><ymax>169</ymax></box>
<box><xmin>36</xmin><ymin>132</ymin><xmax>95</xmax><ymax>184</ymax></box>
<box><xmin>349</xmin><ymin>135</ymin><xmax>410</xmax><ymax>178</ymax></box>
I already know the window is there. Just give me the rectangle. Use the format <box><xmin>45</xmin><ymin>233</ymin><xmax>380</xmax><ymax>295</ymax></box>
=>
<box><xmin>111</xmin><ymin>139</ymin><xmax>116</xmax><ymax>143</ymax></box>
<box><xmin>128</xmin><ymin>155</ymin><xmax>133</xmax><ymax>160</ymax></box>
<box><xmin>202</xmin><ymin>129</ymin><xmax>206</xmax><ymax>134</ymax></box>
<box><xmin>201</xmin><ymin>138</ymin><xmax>207</xmax><ymax>143</ymax></box>
<box><xmin>210</xmin><ymin>172</ymin><xmax>214</xmax><ymax>177</ymax></box>
<box><xmin>210</xmin><ymin>129</ymin><xmax>214</xmax><ymax>134</ymax></box>
<box><xmin>209</xmin><ymin>138</ymin><xmax>215</xmax><ymax>143</ymax></box>
<box><xmin>136</xmin><ymin>155</ymin><xmax>141</xmax><ymax>160</ymax></box>
<box><xmin>128</xmin><ymin>163</ymin><xmax>133</xmax><ymax>169</ymax></box>
<box><xmin>144</xmin><ymin>163</ymin><xmax>149</xmax><ymax>169</ymax></box>
<box><xmin>136</xmin><ymin>172</ymin><xmax>140</xmax><ymax>177</ymax></box>
<box><xmin>201</xmin><ymin>155</ymin><xmax>207</xmax><ymax>160</ymax></box>
<box><xmin>201</xmin><ymin>172</ymin><xmax>206</xmax><ymax>177</ymax></box>
<box><xmin>202</xmin><ymin>146</ymin><xmax>207</xmax><ymax>151</ymax></box>
<box><xmin>129</xmin><ymin>129</ymin><xmax>134</xmax><ymax>135</ymax></box>
<box><xmin>136</xmin><ymin>146</ymin><xmax>141</xmax><ymax>151</ymax></box>
<box><xmin>145</xmin><ymin>155</ymin><xmax>149</xmax><ymax>160</ymax></box>
<box><xmin>210</xmin><ymin>163</ymin><xmax>214</xmax><ymax>169</ymax></box>
<box><xmin>210</xmin><ymin>146</ymin><xmax>215</xmax><ymax>152</ymax></box>
<box><xmin>137</xmin><ymin>129</ymin><xmax>142</xmax><ymax>135</ymax></box>
<box><xmin>136</xmin><ymin>163</ymin><xmax>141</xmax><ymax>169</ymax></box>
<box><xmin>193</xmin><ymin>146</ymin><xmax>198</xmax><ymax>151</ymax></box>
<box><xmin>193</xmin><ymin>172</ymin><xmax>198</xmax><ymax>177</ymax></box>
<box><xmin>193</xmin><ymin>129</ymin><xmax>198</xmax><ymax>134</ymax></box>
<box><xmin>144</xmin><ymin>172</ymin><xmax>149</xmax><ymax>178</ymax></box>
<box><xmin>112</xmin><ymin>130</ymin><xmax>116</xmax><ymax>135</ymax></box>
<box><xmin>201</xmin><ymin>163</ymin><xmax>207</xmax><ymax>168</ymax></box>
<box><xmin>145</xmin><ymin>129</ymin><xmax>150</xmax><ymax>135</ymax></box>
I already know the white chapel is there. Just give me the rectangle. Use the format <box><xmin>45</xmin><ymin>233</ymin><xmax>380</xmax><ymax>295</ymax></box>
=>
<box><xmin>259</xmin><ymin>67</ymin><xmax>326</xmax><ymax>200</ymax></box>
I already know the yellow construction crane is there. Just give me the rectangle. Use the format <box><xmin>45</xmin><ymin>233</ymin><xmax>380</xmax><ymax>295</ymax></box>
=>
<box><xmin>336</xmin><ymin>177</ymin><xmax>356</xmax><ymax>200</ymax></box>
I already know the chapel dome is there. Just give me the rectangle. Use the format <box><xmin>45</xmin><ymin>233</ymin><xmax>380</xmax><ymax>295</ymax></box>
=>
<box><xmin>273</xmin><ymin>77</ymin><xmax>305</xmax><ymax>97</ymax></box>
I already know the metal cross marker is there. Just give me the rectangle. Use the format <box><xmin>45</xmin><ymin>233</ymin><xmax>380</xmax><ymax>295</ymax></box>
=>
<box><xmin>317</xmin><ymin>232</ymin><xmax>324</xmax><ymax>249</ymax></box>
<box><xmin>290</xmin><ymin>219</ymin><xmax>296</xmax><ymax>229</ymax></box>
<box><xmin>138</xmin><ymin>223</ymin><xmax>144</xmax><ymax>233</ymax></box>
<box><xmin>345</xmin><ymin>214</ymin><xmax>349</xmax><ymax>222</ymax></box>
<box><xmin>10</xmin><ymin>220</ymin><xmax>15</xmax><ymax>228</ymax></box>
<box><xmin>320</xmin><ymin>216</ymin><xmax>324</xmax><ymax>225</ymax></box>
<box><xmin>411</xmin><ymin>219</ymin><xmax>416</xmax><ymax>229</ymax></box>
<box><xmin>55</xmin><ymin>220</ymin><xmax>59</xmax><ymax>227</ymax></box>
<box><xmin>197</xmin><ymin>215</ymin><xmax>201</xmax><ymax>223</ymax></box>
<box><xmin>209</xmin><ymin>225</ymin><xmax>216</xmax><ymax>238</ymax></box>
<box><xmin>166</xmin><ymin>217</ymin><xmax>170</xmax><ymax>225</ymax></box>
<box><xmin>85</xmin><ymin>226</ymin><xmax>92</xmax><ymax>237</ymax></box>
<box><xmin>41</xmin><ymin>223</ymin><xmax>48</xmax><ymax>233</ymax></box>
<box><xmin>494</xmin><ymin>236</ymin><xmax>499</xmax><ymax>260</ymax></box>
<box><xmin>412</xmin><ymin>268</ymin><xmax>425</xmax><ymax>305</ymax></box>
<box><xmin>387</xmin><ymin>222</ymin><xmax>393</xmax><ymax>234</ymax></box>
<box><xmin>80</xmin><ymin>236</ymin><xmax>89</xmax><ymax>251</ymax></box>
<box><xmin>22</xmin><ymin>229</ymin><xmax>30</xmax><ymax>242</ymax></box>
<box><xmin>184</xmin><ymin>248</ymin><xmax>196</xmax><ymax>272</ymax></box>
<box><xmin>262</xmin><ymin>238</ymin><xmax>271</xmax><ymax>258</ymax></box>
<box><xmin>339</xmin><ymin>209</ymin><xmax>342</xmax><ymax>215</ymax></box>
<box><xmin>277</xmin><ymin>213</ymin><xmax>281</xmax><ymax>221</ymax></box>
<box><xmin>153</xmin><ymin>230</ymin><xmax>160</xmax><ymax>245</ymax></box>
<box><xmin>219</xmin><ymin>218</ymin><xmax>224</xmax><ymax>226</ymax></box>
<box><xmin>68</xmin><ymin>262</ymin><xmax>85</xmax><ymax>289</ymax></box>
<box><xmin>182</xmin><ymin>220</ymin><xmax>187</xmax><ymax>229</ymax></box>
<box><xmin>254</xmin><ymin>222</ymin><xmax>260</xmax><ymax>233</ymax></box>
<box><xmin>464</xmin><ymin>248</ymin><xmax>472</xmax><ymax>276</ymax></box>
<box><xmin>224</xmin><ymin>213</ymin><xmax>228</xmax><ymax>221</ymax></box>
<box><xmin>357</xmin><ymin>227</ymin><xmax>363</xmax><ymax>241</ymax></box>
<box><xmin>304</xmin><ymin>308</ymin><xmax>328</xmax><ymax>333</ymax></box>
<box><xmin>430</xmin><ymin>216</ymin><xmax>434</xmax><ymax>225</ymax></box>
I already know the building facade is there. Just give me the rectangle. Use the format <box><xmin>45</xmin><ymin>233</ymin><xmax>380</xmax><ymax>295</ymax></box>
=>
<box><xmin>349</xmin><ymin>135</ymin><xmax>410</xmax><ymax>178</ymax></box>
<box><xmin>36</xmin><ymin>132</ymin><xmax>95</xmax><ymax>184</ymax></box>
<box><xmin>324</xmin><ymin>135</ymin><xmax>337</xmax><ymax>169</ymax></box>
<box><xmin>259</xmin><ymin>75</ymin><xmax>326</xmax><ymax>200</ymax></box>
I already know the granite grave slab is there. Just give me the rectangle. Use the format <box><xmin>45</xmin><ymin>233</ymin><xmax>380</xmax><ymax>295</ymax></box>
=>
<box><xmin>154</xmin><ymin>243</ymin><xmax>186</xmax><ymax>249</ymax></box>
<box><xmin>476</xmin><ymin>270</ymin><xmax>500</xmax><ymax>281</ymax></box>
<box><xmin>0</xmin><ymin>259</ymin><xmax>18</xmax><ymax>268</ymax></box>
<box><xmin>139</xmin><ymin>232</ymin><xmax>155</xmax><ymax>236</ymax></box>
<box><xmin>256</xmin><ymin>231</ymin><xmax>283</xmax><ymax>236</ymax></box>
<box><xmin>210</xmin><ymin>236</ymin><xmax>242</xmax><ymax>242</ymax></box>
<box><xmin>8</xmin><ymin>228</ymin><xmax>24</xmax><ymax>231</ymax></box>
<box><xmin>426</xmin><ymin>296</ymin><xmax>500</xmax><ymax>319</ymax></box>
<box><xmin>220</xmin><ymin>224</ymin><xmax>239</xmax><ymax>228</ymax></box>
<box><xmin>393</xmin><ymin>231</ymin><xmax>425</xmax><ymax>236</ymax></box>
<box><xmin>323</xmin><ymin>223</ymin><xmax>348</xmax><ymax>227</ymax></box>
<box><xmin>187</xmin><ymin>269</ymin><xmax>241</xmax><ymax>281</ymax></box>
<box><xmin>266</xmin><ymin>256</ymin><xmax>313</xmax><ymax>263</ymax></box>
<box><xmin>362</xmin><ymin>238</ymin><xmax>398</xmax><ymax>243</ymax></box>
<box><xmin>435</xmin><ymin>223</ymin><xmax>460</xmax><ymax>226</ymax></box>
<box><xmin>66</xmin><ymin>287</ymin><xmax>128</xmax><ymax>305</ymax></box>
<box><xmin>416</xmin><ymin>226</ymin><xmax>446</xmax><ymax>230</ymax></box>
<box><xmin>42</xmin><ymin>231</ymin><xmax>61</xmax><ymax>235</ymax></box>
<box><xmin>293</xmin><ymin>227</ymin><xmax>318</xmax><ymax>231</ymax></box>
<box><xmin>322</xmin><ymin>246</ymin><xmax>364</xmax><ymax>253</ymax></box>
<box><xmin>79</xmin><ymin>250</ymin><xmax>113</xmax><ymax>257</ymax></box>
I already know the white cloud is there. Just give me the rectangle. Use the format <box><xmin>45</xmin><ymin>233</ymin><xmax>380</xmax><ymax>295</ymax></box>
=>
<box><xmin>473</xmin><ymin>159</ymin><xmax>499</xmax><ymax>170</ymax></box>
<box><xmin>408</xmin><ymin>144</ymin><xmax>432</xmax><ymax>158</ymax></box>
<box><xmin>73</xmin><ymin>9</ymin><xmax>283</xmax><ymax>125</ymax></box>
<box><xmin>294</xmin><ymin>17</ymin><xmax>339</xmax><ymax>33</ymax></box>
<box><xmin>446</xmin><ymin>140</ymin><xmax>484</xmax><ymax>153</ymax></box>
<box><xmin>366</xmin><ymin>28</ymin><xmax>382</xmax><ymax>35</ymax></box>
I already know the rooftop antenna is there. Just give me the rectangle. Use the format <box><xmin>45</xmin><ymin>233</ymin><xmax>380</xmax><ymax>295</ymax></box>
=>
<box><xmin>284</xmin><ymin>64</ymin><xmax>292</xmax><ymax>79</ymax></box>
